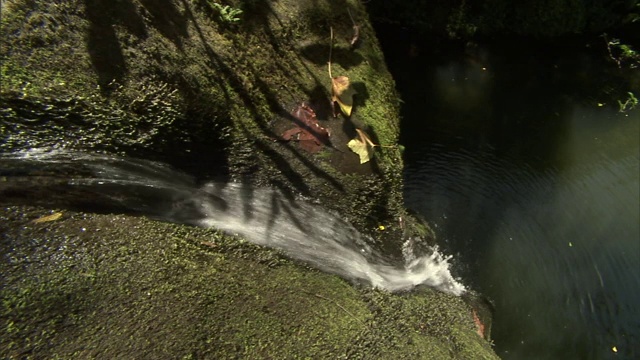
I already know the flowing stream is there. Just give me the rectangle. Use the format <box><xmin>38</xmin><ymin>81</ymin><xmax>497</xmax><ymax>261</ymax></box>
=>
<box><xmin>0</xmin><ymin>148</ymin><xmax>465</xmax><ymax>295</ymax></box>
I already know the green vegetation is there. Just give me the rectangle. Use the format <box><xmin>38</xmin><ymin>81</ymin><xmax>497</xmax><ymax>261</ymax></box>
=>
<box><xmin>0</xmin><ymin>206</ymin><xmax>498</xmax><ymax>359</ymax></box>
<box><xmin>618</xmin><ymin>92</ymin><xmax>638</xmax><ymax>112</ymax></box>
<box><xmin>208</xmin><ymin>1</ymin><xmax>243</xmax><ymax>23</ymax></box>
<box><xmin>446</xmin><ymin>0</ymin><xmax>478</xmax><ymax>39</ymax></box>
<box><xmin>0</xmin><ymin>0</ymin><xmax>408</xmax><ymax>231</ymax></box>
<box><xmin>626</xmin><ymin>2</ymin><xmax>640</xmax><ymax>23</ymax></box>
<box><xmin>1</xmin><ymin>0</ymin><xmax>498</xmax><ymax>358</ymax></box>
<box><xmin>604</xmin><ymin>34</ymin><xmax>640</xmax><ymax>68</ymax></box>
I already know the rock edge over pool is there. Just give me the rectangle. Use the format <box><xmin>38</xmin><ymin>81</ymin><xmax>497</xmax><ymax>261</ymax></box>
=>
<box><xmin>1</xmin><ymin>0</ymin><xmax>498</xmax><ymax>358</ymax></box>
<box><xmin>1</xmin><ymin>206</ymin><xmax>498</xmax><ymax>359</ymax></box>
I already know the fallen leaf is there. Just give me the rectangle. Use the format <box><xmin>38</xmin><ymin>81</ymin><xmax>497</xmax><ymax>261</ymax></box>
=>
<box><xmin>327</xmin><ymin>26</ymin><xmax>356</xmax><ymax>117</ymax></box>
<box><xmin>347</xmin><ymin>129</ymin><xmax>376</xmax><ymax>164</ymax></box>
<box><xmin>282</xmin><ymin>127</ymin><xmax>301</xmax><ymax>141</ymax></box>
<box><xmin>281</xmin><ymin>103</ymin><xmax>330</xmax><ymax>153</ymax></box>
<box><xmin>32</xmin><ymin>212</ymin><xmax>63</xmax><ymax>223</ymax></box>
<box><xmin>347</xmin><ymin>138</ymin><xmax>370</xmax><ymax>163</ymax></box>
<box><xmin>332</xmin><ymin>76</ymin><xmax>356</xmax><ymax>117</ymax></box>
<box><xmin>355</xmin><ymin>128</ymin><xmax>376</xmax><ymax>147</ymax></box>
<box><xmin>472</xmin><ymin>309</ymin><xmax>486</xmax><ymax>338</ymax></box>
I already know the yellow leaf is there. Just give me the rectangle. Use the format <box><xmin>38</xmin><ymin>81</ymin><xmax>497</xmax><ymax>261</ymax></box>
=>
<box><xmin>332</xmin><ymin>75</ymin><xmax>350</xmax><ymax>95</ymax></box>
<box><xmin>347</xmin><ymin>128</ymin><xmax>377</xmax><ymax>164</ymax></box>
<box><xmin>347</xmin><ymin>138</ymin><xmax>372</xmax><ymax>164</ymax></box>
<box><xmin>32</xmin><ymin>212</ymin><xmax>63</xmax><ymax>223</ymax></box>
<box><xmin>332</xmin><ymin>76</ymin><xmax>356</xmax><ymax>116</ymax></box>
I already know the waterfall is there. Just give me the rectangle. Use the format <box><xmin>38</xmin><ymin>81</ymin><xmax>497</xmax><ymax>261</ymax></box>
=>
<box><xmin>1</xmin><ymin>148</ymin><xmax>466</xmax><ymax>295</ymax></box>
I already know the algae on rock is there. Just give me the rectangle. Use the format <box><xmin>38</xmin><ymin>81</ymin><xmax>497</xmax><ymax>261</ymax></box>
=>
<box><xmin>1</xmin><ymin>0</ymin><xmax>408</xmax><ymax>237</ymax></box>
<box><xmin>1</xmin><ymin>0</ymin><xmax>498</xmax><ymax>358</ymax></box>
<box><xmin>1</xmin><ymin>206</ymin><xmax>498</xmax><ymax>359</ymax></box>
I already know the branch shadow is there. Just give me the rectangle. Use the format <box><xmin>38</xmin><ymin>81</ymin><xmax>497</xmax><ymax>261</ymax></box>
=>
<box><xmin>177</xmin><ymin>0</ymin><xmax>349</xmax><ymax>195</ymax></box>
<box><xmin>351</xmin><ymin>81</ymin><xmax>370</xmax><ymax>108</ymax></box>
<box><xmin>84</xmin><ymin>0</ymin><xmax>145</xmax><ymax>92</ymax></box>
<box><xmin>139</xmin><ymin>0</ymin><xmax>189</xmax><ymax>50</ymax></box>
<box><xmin>78</xmin><ymin>0</ymin><xmax>387</xmax><ymax>241</ymax></box>
<box><xmin>300</xmin><ymin>44</ymin><xmax>364</xmax><ymax>70</ymax></box>
<box><xmin>84</xmin><ymin>0</ymin><xmax>188</xmax><ymax>92</ymax></box>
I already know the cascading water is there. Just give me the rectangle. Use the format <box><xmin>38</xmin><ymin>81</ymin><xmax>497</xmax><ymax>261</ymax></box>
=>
<box><xmin>0</xmin><ymin>148</ymin><xmax>466</xmax><ymax>295</ymax></box>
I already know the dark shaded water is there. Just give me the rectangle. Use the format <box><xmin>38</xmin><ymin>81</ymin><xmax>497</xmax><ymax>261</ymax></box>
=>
<box><xmin>384</xmin><ymin>34</ymin><xmax>640</xmax><ymax>359</ymax></box>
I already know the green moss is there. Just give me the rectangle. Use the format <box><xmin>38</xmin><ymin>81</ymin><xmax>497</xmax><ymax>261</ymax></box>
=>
<box><xmin>1</xmin><ymin>206</ymin><xmax>498</xmax><ymax>359</ymax></box>
<box><xmin>1</xmin><ymin>0</ymin><xmax>410</xmax><ymax>229</ymax></box>
<box><xmin>1</xmin><ymin>1</ymin><xmax>497</xmax><ymax>357</ymax></box>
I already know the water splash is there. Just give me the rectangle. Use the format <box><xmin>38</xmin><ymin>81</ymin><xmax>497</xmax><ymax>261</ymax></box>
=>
<box><xmin>1</xmin><ymin>149</ymin><xmax>466</xmax><ymax>295</ymax></box>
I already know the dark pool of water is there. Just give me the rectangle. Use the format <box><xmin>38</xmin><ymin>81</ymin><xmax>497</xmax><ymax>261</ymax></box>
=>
<box><xmin>380</xmin><ymin>31</ymin><xmax>640</xmax><ymax>359</ymax></box>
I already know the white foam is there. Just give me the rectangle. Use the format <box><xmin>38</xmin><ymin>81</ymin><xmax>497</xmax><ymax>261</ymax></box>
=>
<box><xmin>2</xmin><ymin>149</ymin><xmax>466</xmax><ymax>295</ymax></box>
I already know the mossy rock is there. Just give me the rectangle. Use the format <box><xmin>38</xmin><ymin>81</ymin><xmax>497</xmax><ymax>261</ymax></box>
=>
<box><xmin>1</xmin><ymin>0</ymin><xmax>407</xmax><ymax>236</ymax></box>
<box><xmin>1</xmin><ymin>0</ymin><xmax>498</xmax><ymax>358</ymax></box>
<box><xmin>0</xmin><ymin>206</ymin><xmax>498</xmax><ymax>359</ymax></box>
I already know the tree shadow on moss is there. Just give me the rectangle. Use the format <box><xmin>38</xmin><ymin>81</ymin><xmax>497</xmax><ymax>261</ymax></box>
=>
<box><xmin>251</xmin><ymin>77</ymin><xmax>346</xmax><ymax>193</ymax></box>
<box><xmin>301</xmin><ymin>44</ymin><xmax>364</xmax><ymax>70</ymax></box>
<box><xmin>139</xmin><ymin>0</ymin><xmax>189</xmax><ymax>50</ymax></box>
<box><xmin>179</xmin><ymin>0</ymin><xmax>349</xmax><ymax>195</ymax></box>
<box><xmin>175</xmin><ymin>0</ymin><xmax>385</xmax><ymax>240</ymax></box>
<box><xmin>239</xmin><ymin>0</ymin><xmax>329</xmax><ymax>99</ymax></box>
<box><xmin>298</xmin><ymin>0</ymin><xmax>361</xmax><ymax>38</ymax></box>
<box><xmin>82</xmin><ymin>0</ymin><xmax>233</xmax><ymax>179</ymax></box>
<box><xmin>84</xmin><ymin>0</ymin><xmax>145</xmax><ymax>92</ymax></box>
<box><xmin>81</xmin><ymin>0</ymin><xmax>388</xmax><ymax>242</ymax></box>
<box><xmin>351</xmin><ymin>81</ymin><xmax>370</xmax><ymax>108</ymax></box>
<box><xmin>84</xmin><ymin>0</ymin><xmax>189</xmax><ymax>93</ymax></box>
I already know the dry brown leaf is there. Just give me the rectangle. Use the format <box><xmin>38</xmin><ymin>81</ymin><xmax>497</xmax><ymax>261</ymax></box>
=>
<box><xmin>32</xmin><ymin>212</ymin><xmax>63</xmax><ymax>223</ymax></box>
<box><xmin>331</xmin><ymin>76</ymin><xmax>356</xmax><ymax>117</ymax></box>
<box><xmin>347</xmin><ymin>138</ymin><xmax>371</xmax><ymax>164</ymax></box>
<box><xmin>281</xmin><ymin>103</ymin><xmax>330</xmax><ymax>153</ymax></box>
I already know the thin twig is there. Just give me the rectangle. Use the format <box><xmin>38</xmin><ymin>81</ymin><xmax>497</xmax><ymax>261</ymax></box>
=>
<box><xmin>304</xmin><ymin>290</ymin><xmax>365</xmax><ymax>325</ymax></box>
<box><xmin>328</xmin><ymin>26</ymin><xmax>334</xmax><ymax>78</ymax></box>
<box><xmin>347</xmin><ymin>9</ymin><xmax>360</xmax><ymax>49</ymax></box>
<box><xmin>347</xmin><ymin>8</ymin><xmax>356</xmax><ymax>25</ymax></box>
<box><xmin>602</xmin><ymin>33</ymin><xmax>621</xmax><ymax>68</ymax></box>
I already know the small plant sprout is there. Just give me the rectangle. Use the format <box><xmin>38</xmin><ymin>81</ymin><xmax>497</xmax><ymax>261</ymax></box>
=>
<box><xmin>618</xmin><ymin>92</ymin><xmax>638</xmax><ymax>113</ymax></box>
<box><xmin>208</xmin><ymin>1</ymin><xmax>243</xmax><ymax>23</ymax></box>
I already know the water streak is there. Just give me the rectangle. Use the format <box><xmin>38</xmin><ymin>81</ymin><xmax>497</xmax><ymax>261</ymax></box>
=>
<box><xmin>0</xmin><ymin>148</ymin><xmax>466</xmax><ymax>295</ymax></box>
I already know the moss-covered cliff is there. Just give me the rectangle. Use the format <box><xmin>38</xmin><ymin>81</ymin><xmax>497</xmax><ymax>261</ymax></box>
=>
<box><xmin>1</xmin><ymin>0</ymin><xmax>498</xmax><ymax>358</ymax></box>
<box><xmin>0</xmin><ymin>206</ymin><xmax>498</xmax><ymax>359</ymax></box>
<box><xmin>1</xmin><ymin>0</ymin><xmax>407</xmax><ymax>235</ymax></box>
